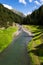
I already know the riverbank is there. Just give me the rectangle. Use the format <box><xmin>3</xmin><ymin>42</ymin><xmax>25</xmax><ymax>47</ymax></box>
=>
<box><xmin>24</xmin><ymin>25</ymin><xmax>43</xmax><ymax>65</ymax></box>
<box><xmin>0</xmin><ymin>29</ymin><xmax>32</xmax><ymax>65</ymax></box>
<box><xmin>0</xmin><ymin>26</ymin><xmax>18</xmax><ymax>52</ymax></box>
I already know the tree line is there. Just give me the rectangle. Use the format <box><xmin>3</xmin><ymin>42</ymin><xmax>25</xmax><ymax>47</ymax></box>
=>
<box><xmin>0</xmin><ymin>3</ymin><xmax>43</xmax><ymax>28</ymax></box>
<box><xmin>23</xmin><ymin>5</ymin><xmax>43</xmax><ymax>25</ymax></box>
<box><xmin>0</xmin><ymin>3</ymin><xmax>23</xmax><ymax>28</ymax></box>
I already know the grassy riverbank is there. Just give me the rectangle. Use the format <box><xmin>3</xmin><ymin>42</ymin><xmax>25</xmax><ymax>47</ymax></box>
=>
<box><xmin>0</xmin><ymin>26</ymin><xmax>18</xmax><ymax>52</ymax></box>
<box><xmin>24</xmin><ymin>25</ymin><xmax>43</xmax><ymax>65</ymax></box>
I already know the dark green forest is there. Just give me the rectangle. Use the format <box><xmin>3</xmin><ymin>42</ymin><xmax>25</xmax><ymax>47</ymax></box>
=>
<box><xmin>23</xmin><ymin>5</ymin><xmax>43</xmax><ymax>25</ymax></box>
<box><xmin>0</xmin><ymin>3</ymin><xmax>23</xmax><ymax>28</ymax></box>
<box><xmin>0</xmin><ymin>3</ymin><xmax>43</xmax><ymax>28</ymax></box>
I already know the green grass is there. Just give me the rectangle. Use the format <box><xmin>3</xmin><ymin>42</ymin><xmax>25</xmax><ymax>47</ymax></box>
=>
<box><xmin>0</xmin><ymin>26</ymin><xmax>18</xmax><ymax>52</ymax></box>
<box><xmin>24</xmin><ymin>25</ymin><xmax>43</xmax><ymax>65</ymax></box>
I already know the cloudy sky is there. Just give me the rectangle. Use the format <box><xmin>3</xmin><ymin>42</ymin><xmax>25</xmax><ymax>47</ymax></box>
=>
<box><xmin>0</xmin><ymin>0</ymin><xmax>43</xmax><ymax>15</ymax></box>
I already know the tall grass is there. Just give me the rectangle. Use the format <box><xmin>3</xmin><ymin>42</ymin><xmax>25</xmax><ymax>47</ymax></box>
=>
<box><xmin>24</xmin><ymin>25</ymin><xmax>43</xmax><ymax>65</ymax></box>
<box><xmin>0</xmin><ymin>27</ymin><xmax>18</xmax><ymax>52</ymax></box>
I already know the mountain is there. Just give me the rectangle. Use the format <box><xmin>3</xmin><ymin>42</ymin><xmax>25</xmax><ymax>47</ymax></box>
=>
<box><xmin>3</xmin><ymin>4</ymin><xmax>25</xmax><ymax>17</ymax></box>
<box><xmin>0</xmin><ymin>3</ymin><xmax>23</xmax><ymax>28</ymax></box>
<box><xmin>30</xmin><ymin>5</ymin><xmax>43</xmax><ymax>25</ymax></box>
<box><xmin>11</xmin><ymin>9</ymin><xmax>25</xmax><ymax>17</ymax></box>
<box><xmin>23</xmin><ymin>5</ymin><xmax>43</xmax><ymax>25</ymax></box>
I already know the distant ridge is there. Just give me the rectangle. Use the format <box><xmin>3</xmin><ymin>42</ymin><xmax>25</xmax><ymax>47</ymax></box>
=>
<box><xmin>3</xmin><ymin>3</ymin><xmax>25</xmax><ymax>17</ymax></box>
<box><xmin>11</xmin><ymin>9</ymin><xmax>25</xmax><ymax>17</ymax></box>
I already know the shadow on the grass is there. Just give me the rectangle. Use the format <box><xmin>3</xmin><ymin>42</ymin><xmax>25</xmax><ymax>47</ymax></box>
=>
<box><xmin>33</xmin><ymin>33</ymin><xmax>41</xmax><ymax>41</ymax></box>
<box><xmin>37</xmin><ymin>26</ymin><xmax>43</xmax><ymax>31</ymax></box>
<box><xmin>33</xmin><ymin>32</ymin><xmax>41</xmax><ymax>37</ymax></box>
<box><xmin>28</xmin><ymin>44</ymin><xmax>43</xmax><ymax>57</ymax></box>
<box><xmin>32</xmin><ymin>30</ymin><xmax>40</xmax><ymax>33</ymax></box>
<box><xmin>33</xmin><ymin>26</ymin><xmax>43</xmax><ymax>37</ymax></box>
<box><xmin>37</xmin><ymin>26</ymin><xmax>43</xmax><ymax>33</ymax></box>
<box><xmin>40</xmin><ymin>62</ymin><xmax>43</xmax><ymax>65</ymax></box>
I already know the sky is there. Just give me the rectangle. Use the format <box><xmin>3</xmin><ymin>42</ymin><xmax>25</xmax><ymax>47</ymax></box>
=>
<box><xmin>0</xmin><ymin>0</ymin><xmax>43</xmax><ymax>15</ymax></box>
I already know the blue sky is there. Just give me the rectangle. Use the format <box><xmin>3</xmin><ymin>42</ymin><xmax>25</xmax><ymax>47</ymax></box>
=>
<box><xmin>0</xmin><ymin>0</ymin><xmax>43</xmax><ymax>15</ymax></box>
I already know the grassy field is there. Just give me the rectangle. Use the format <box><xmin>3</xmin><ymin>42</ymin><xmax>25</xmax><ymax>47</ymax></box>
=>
<box><xmin>0</xmin><ymin>26</ymin><xmax>18</xmax><ymax>52</ymax></box>
<box><xmin>24</xmin><ymin>25</ymin><xmax>43</xmax><ymax>65</ymax></box>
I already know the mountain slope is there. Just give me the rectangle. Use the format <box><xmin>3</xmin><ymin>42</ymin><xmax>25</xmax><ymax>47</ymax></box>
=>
<box><xmin>0</xmin><ymin>3</ymin><xmax>23</xmax><ymax>28</ymax></box>
<box><xmin>30</xmin><ymin>5</ymin><xmax>43</xmax><ymax>25</ymax></box>
<box><xmin>12</xmin><ymin>9</ymin><xmax>25</xmax><ymax>17</ymax></box>
<box><xmin>23</xmin><ymin>5</ymin><xmax>43</xmax><ymax>25</ymax></box>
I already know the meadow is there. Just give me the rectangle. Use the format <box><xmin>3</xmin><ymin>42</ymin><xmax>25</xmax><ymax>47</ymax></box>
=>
<box><xmin>0</xmin><ymin>26</ymin><xmax>18</xmax><ymax>52</ymax></box>
<box><xmin>24</xmin><ymin>25</ymin><xmax>43</xmax><ymax>65</ymax></box>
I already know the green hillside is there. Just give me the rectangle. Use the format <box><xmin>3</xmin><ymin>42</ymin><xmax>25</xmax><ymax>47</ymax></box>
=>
<box><xmin>23</xmin><ymin>5</ymin><xmax>43</xmax><ymax>25</ymax></box>
<box><xmin>12</xmin><ymin>9</ymin><xmax>25</xmax><ymax>17</ymax></box>
<box><xmin>0</xmin><ymin>3</ymin><xmax>23</xmax><ymax>28</ymax></box>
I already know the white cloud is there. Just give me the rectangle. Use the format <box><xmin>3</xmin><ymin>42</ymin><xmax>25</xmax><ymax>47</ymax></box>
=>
<box><xmin>34</xmin><ymin>1</ymin><xmax>41</xmax><ymax>5</ymax></box>
<box><xmin>27</xmin><ymin>11</ymin><xmax>32</xmax><ymax>14</ymax></box>
<box><xmin>40</xmin><ymin>0</ymin><xmax>43</xmax><ymax>2</ymax></box>
<box><xmin>19</xmin><ymin>0</ymin><xmax>26</xmax><ymax>5</ymax></box>
<box><xmin>40</xmin><ymin>0</ymin><xmax>43</xmax><ymax>4</ymax></box>
<box><xmin>29</xmin><ymin>0</ymin><xmax>33</xmax><ymax>2</ymax></box>
<box><xmin>33</xmin><ymin>6</ymin><xmax>37</xmax><ymax>9</ymax></box>
<box><xmin>25</xmin><ymin>11</ymin><xmax>32</xmax><ymax>16</ymax></box>
<box><xmin>3</xmin><ymin>4</ymin><xmax>13</xmax><ymax>9</ymax></box>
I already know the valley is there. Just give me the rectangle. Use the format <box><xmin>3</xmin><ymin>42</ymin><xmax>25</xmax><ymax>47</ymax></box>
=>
<box><xmin>0</xmin><ymin>3</ymin><xmax>43</xmax><ymax>65</ymax></box>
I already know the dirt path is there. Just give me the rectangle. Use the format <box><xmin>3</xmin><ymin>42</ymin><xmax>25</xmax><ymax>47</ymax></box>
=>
<box><xmin>0</xmin><ymin>30</ymin><xmax>32</xmax><ymax>65</ymax></box>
